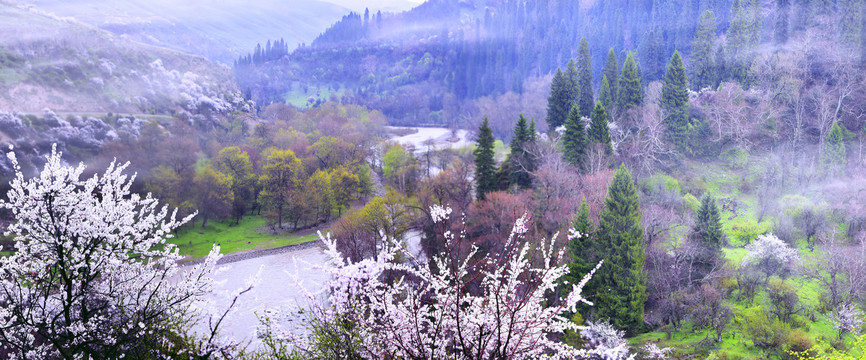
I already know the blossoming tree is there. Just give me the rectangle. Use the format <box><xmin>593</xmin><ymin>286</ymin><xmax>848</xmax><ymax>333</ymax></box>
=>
<box><xmin>266</xmin><ymin>205</ymin><xmax>629</xmax><ymax>360</ymax></box>
<box><xmin>0</xmin><ymin>145</ymin><xmax>222</xmax><ymax>359</ymax></box>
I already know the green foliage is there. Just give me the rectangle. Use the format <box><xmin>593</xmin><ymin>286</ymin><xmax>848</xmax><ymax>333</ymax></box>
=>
<box><xmin>741</xmin><ymin>307</ymin><xmax>792</xmax><ymax>349</ymax></box>
<box><xmin>588</xmin><ymin>101</ymin><xmax>612</xmax><ymax>154</ymax></box>
<box><xmin>562</xmin><ymin>104</ymin><xmax>587</xmax><ymax>168</ymax></box>
<box><xmin>599</xmin><ymin>74</ymin><xmax>614</xmax><ymax>113</ymax></box>
<box><xmin>577</xmin><ymin>37</ymin><xmax>595</xmax><ymax>118</ymax></box>
<box><xmin>260</xmin><ymin>149</ymin><xmax>304</xmax><ymax>228</ymax></box>
<box><xmin>564</xmin><ymin>199</ymin><xmax>597</xmax><ymax>304</ymax></box>
<box><xmin>691</xmin><ymin>10</ymin><xmax>718</xmax><ymax>89</ymax></box>
<box><xmin>821</xmin><ymin>122</ymin><xmax>847</xmax><ymax>176</ymax></box>
<box><xmin>721</xmin><ymin>147</ymin><xmax>749</xmax><ymax>169</ymax></box>
<box><xmin>661</xmin><ymin>51</ymin><xmax>690</xmax><ymax>153</ymax></box>
<box><xmin>604</xmin><ymin>48</ymin><xmax>619</xmax><ymax>106</ymax></box>
<box><xmin>684</xmin><ymin>193</ymin><xmax>701</xmax><ymax>212</ymax></box>
<box><xmin>696</xmin><ymin>194</ymin><xmax>724</xmax><ymax>248</ymax></box>
<box><xmin>642</xmin><ymin>174</ymin><xmax>682</xmax><ymax>195</ymax></box>
<box><xmin>474</xmin><ymin>117</ymin><xmax>497</xmax><ymax>200</ymax></box>
<box><xmin>194</xmin><ymin>164</ymin><xmax>234</xmax><ymax>228</ymax></box>
<box><xmin>564</xmin><ymin>313</ymin><xmax>586</xmax><ymax>349</ymax></box>
<box><xmin>508</xmin><ymin>114</ymin><xmax>534</xmax><ymax>188</ymax></box>
<box><xmin>330</xmin><ymin>165</ymin><xmax>360</xmax><ymax>216</ymax></box>
<box><xmin>617</xmin><ymin>52</ymin><xmax>643</xmax><ymax>111</ymax></box>
<box><xmin>730</xmin><ymin>218</ymin><xmax>772</xmax><ymax>245</ymax></box>
<box><xmin>594</xmin><ymin>164</ymin><xmax>647</xmax><ymax>334</ymax></box>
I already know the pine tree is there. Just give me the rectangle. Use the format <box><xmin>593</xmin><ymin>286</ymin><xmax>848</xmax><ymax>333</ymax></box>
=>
<box><xmin>562</xmin><ymin>104</ymin><xmax>587</xmax><ymax>168</ymax></box>
<box><xmin>714</xmin><ymin>44</ymin><xmax>727</xmax><ymax>85</ymax></box>
<box><xmin>474</xmin><ymin>117</ymin><xmax>497</xmax><ymax>200</ymax></box>
<box><xmin>691</xmin><ymin>10</ymin><xmax>718</xmax><ymax>90</ymax></box>
<box><xmin>599</xmin><ymin>74</ymin><xmax>614</xmax><ymax>113</ymax></box>
<box><xmin>661</xmin><ymin>51</ymin><xmax>690</xmax><ymax>153</ymax></box>
<box><xmin>588</xmin><ymin>101</ymin><xmax>612</xmax><ymax>154</ymax></box>
<box><xmin>545</xmin><ymin>67</ymin><xmax>576</xmax><ymax>129</ymax></box>
<box><xmin>594</xmin><ymin>164</ymin><xmax>646</xmax><ymax>334</ymax></box>
<box><xmin>604</xmin><ymin>48</ymin><xmax>620</xmax><ymax>107</ymax></box>
<box><xmin>528</xmin><ymin>118</ymin><xmax>538</xmax><ymax>142</ymax></box>
<box><xmin>821</xmin><ymin>122</ymin><xmax>847</xmax><ymax>176</ymax></box>
<box><xmin>509</xmin><ymin>114</ymin><xmax>533</xmax><ymax>189</ymax></box>
<box><xmin>617</xmin><ymin>52</ymin><xmax>643</xmax><ymax>111</ymax></box>
<box><xmin>577</xmin><ymin>38</ymin><xmax>595</xmax><ymax>118</ymax></box>
<box><xmin>695</xmin><ymin>194</ymin><xmax>723</xmax><ymax>248</ymax></box>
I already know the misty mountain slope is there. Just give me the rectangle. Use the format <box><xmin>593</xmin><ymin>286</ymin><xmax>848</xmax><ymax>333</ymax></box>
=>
<box><xmin>235</xmin><ymin>0</ymin><xmax>739</xmax><ymax>128</ymax></box>
<box><xmin>17</xmin><ymin>0</ymin><xmax>353</xmax><ymax>64</ymax></box>
<box><xmin>0</xmin><ymin>2</ymin><xmax>248</xmax><ymax>115</ymax></box>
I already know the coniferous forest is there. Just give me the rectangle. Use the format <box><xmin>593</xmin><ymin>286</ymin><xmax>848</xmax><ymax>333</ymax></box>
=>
<box><xmin>1</xmin><ymin>0</ymin><xmax>866</xmax><ymax>359</ymax></box>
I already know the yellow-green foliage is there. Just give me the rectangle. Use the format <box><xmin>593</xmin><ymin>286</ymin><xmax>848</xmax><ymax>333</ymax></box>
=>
<box><xmin>684</xmin><ymin>193</ymin><xmax>701</xmax><ymax>212</ymax></box>
<box><xmin>730</xmin><ymin>218</ymin><xmax>773</xmax><ymax>246</ymax></box>
<box><xmin>642</xmin><ymin>174</ymin><xmax>682</xmax><ymax>194</ymax></box>
<box><xmin>794</xmin><ymin>333</ymin><xmax>866</xmax><ymax>359</ymax></box>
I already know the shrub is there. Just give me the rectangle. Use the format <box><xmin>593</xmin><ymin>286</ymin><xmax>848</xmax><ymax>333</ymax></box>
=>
<box><xmin>721</xmin><ymin>147</ymin><xmax>749</xmax><ymax>169</ymax></box>
<box><xmin>683</xmin><ymin>193</ymin><xmax>701</xmax><ymax>212</ymax></box>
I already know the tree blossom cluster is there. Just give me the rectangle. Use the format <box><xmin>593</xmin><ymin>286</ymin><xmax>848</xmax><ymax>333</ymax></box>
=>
<box><xmin>267</xmin><ymin>205</ymin><xmax>614</xmax><ymax>359</ymax></box>
<box><xmin>741</xmin><ymin>233</ymin><xmax>799</xmax><ymax>277</ymax></box>
<box><xmin>0</xmin><ymin>145</ymin><xmax>222</xmax><ymax>359</ymax></box>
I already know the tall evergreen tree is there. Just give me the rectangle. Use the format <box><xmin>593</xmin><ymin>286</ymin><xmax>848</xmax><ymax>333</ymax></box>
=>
<box><xmin>604</xmin><ymin>48</ymin><xmax>620</xmax><ymax>107</ymax></box>
<box><xmin>509</xmin><ymin>114</ymin><xmax>533</xmax><ymax>189</ymax></box>
<box><xmin>594</xmin><ymin>164</ymin><xmax>646</xmax><ymax>334</ymax></box>
<box><xmin>545</xmin><ymin>65</ymin><xmax>578</xmax><ymax>130</ymax></box>
<box><xmin>691</xmin><ymin>10</ymin><xmax>718</xmax><ymax>90</ymax></box>
<box><xmin>528</xmin><ymin>118</ymin><xmax>538</xmax><ymax>142</ymax></box>
<box><xmin>617</xmin><ymin>52</ymin><xmax>643</xmax><ymax>111</ymax></box>
<box><xmin>821</xmin><ymin>122</ymin><xmax>847</xmax><ymax>176</ymax></box>
<box><xmin>577</xmin><ymin>38</ymin><xmax>595</xmax><ymax>118</ymax></box>
<box><xmin>661</xmin><ymin>51</ymin><xmax>690</xmax><ymax>153</ymax></box>
<box><xmin>727</xmin><ymin>1</ymin><xmax>753</xmax><ymax>85</ymax></box>
<box><xmin>563</xmin><ymin>198</ymin><xmax>597</xmax><ymax>308</ymax></box>
<box><xmin>775</xmin><ymin>0</ymin><xmax>790</xmax><ymax>44</ymax></box>
<box><xmin>588</xmin><ymin>102</ymin><xmax>613</xmax><ymax>154</ymax></box>
<box><xmin>474</xmin><ymin>117</ymin><xmax>497</xmax><ymax>200</ymax></box>
<box><xmin>695</xmin><ymin>194</ymin><xmax>724</xmax><ymax>248</ymax></box>
<box><xmin>562</xmin><ymin>104</ymin><xmax>588</xmax><ymax>168</ymax></box>
<box><xmin>599</xmin><ymin>74</ymin><xmax>614</xmax><ymax>112</ymax></box>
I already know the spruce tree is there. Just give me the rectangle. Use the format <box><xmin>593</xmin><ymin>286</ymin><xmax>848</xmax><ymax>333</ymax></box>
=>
<box><xmin>594</xmin><ymin>164</ymin><xmax>646</xmax><ymax>334</ymax></box>
<box><xmin>617</xmin><ymin>52</ymin><xmax>644</xmax><ymax>111</ymax></box>
<box><xmin>566</xmin><ymin>58</ymin><xmax>581</xmax><ymax>105</ymax></box>
<box><xmin>588</xmin><ymin>102</ymin><xmax>612</xmax><ymax>154</ymax></box>
<box><xmin>577</xmin><ymin>38</ymin><xmax>595</xmax><ymax>118</ymax></box>
<box><xmin>528</xmin><ymin>118</ymin><xmax>538</xmax><ymax>142</ymax></box>
<box><xmin>821</xmin><ymin>122</ymin><xmax>847</xmax><ymax>176</ymax></box>
<box><xmin>727</xmin><ymin>1</ymin><xmax>752</xmax><ymax>85</ymax></box>
<box><xmin>691</xmin><ymin>10</ymin><xmax>718</xmax><ymax>90</ymax></box>
<box><xmin>474</xmin><ymin>117</ymin><xmax>497</xmax><ymax>200</ymax></box>
<box><xmin>509</xmin><ymin>114</ymin><xmax>533</xmax><ymax>189</ymax></box>
<box><xmin>599</xmin><ymin>75</ymin><xmax>614</xmax><ymax>113</ymax></box>
<box><xmin>604</xmin><ymin>48</ymin><xmax>620</xmax><ymax>107</ymax></box>
<box><xmin>563</xmin><ymin>198</ymin><xmax>597</xmax><ymax>308</ymax></box>
<box><xmin>661</xmin><ymin>51</ymin><xmax>690</xmax><ymax>153</ymax></box>
<box><xmin>546</xmin><ymin>68</ymin><xmax>569</xmax><ymax>129</ymax></box>
<box><xmin>695</xmin><ymin>194</ymin><xmax>723</xmax><ymax>248</ymax></box>
<box><xmin>545</xmin><ymin>65</ymin><xmax>578</xmax><ymax>130</ymax></box>
<box><xmin>562</xmin><ymin>104</ymin><xmax>587</xmax><ymax>168</ymax></box>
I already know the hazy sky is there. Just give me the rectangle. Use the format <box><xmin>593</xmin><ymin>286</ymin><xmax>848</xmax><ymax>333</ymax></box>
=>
<box><xmin>322</xmin><ymin>0</ymin><xmax>424</xmax><ymax>13</ymax></box>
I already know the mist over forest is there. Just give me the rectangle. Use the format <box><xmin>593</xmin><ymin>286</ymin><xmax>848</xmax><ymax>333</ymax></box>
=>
<box><xmin>0</xmin><ymin>0</ymin><xmax>866</xmax><ymax>359</ymax></box>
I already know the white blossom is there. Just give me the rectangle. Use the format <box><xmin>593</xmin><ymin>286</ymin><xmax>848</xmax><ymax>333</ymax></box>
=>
<box><xmin>0</xmin><ymin>145</ymin><xmax>221</xmax><ymax>359</ymax></box>
<box><xmin>269</xmin><ymin>207</ymin><xmax>608</xmax><ymax>359</ymax></box>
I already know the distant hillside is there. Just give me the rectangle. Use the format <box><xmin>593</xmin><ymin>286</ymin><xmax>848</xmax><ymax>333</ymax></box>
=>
<box><xmin>16</xmin><ymin>0</ymin><xmax>353</xmax><ymax>64</ymax></box>
<box><xmin>234</xmin><ymin>0</ymin><xmax>741</xmax><ymax>131</ymax></box>
<box><xmin>0</xmin><ymin>2</ymin><xmax>249</xmax><ymax>115</ymax></box>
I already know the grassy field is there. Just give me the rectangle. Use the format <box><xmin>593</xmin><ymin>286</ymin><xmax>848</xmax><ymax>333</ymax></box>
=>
<box><xmin>168</xmin><ymin>216</ymin><xmax>320</xmax><ymax>260</ymax></box>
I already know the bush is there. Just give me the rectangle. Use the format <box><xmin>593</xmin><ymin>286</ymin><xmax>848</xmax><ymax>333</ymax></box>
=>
<box><xmin>683</xmin><ymin>193</ymin><xmax>701</xmax><ymax>212</ymax></box>
<box><xmin>741</xmin><ymin>308</ymin><xmax>791</xmax><ymax>349</ymax></box>
<box><xmin>783</xmin><ymin>330</ymin><xmax>815</xmax><ymax>359</ymax></box>
<box><xmin>642</xmin><ymin>174</ymin><xmax>681</xmax><ymax>195</ymax></box>
<box><xmin>721</xmin><ymin>147</ymin><xmax>749</xmax><ymax>169</ymax></box>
